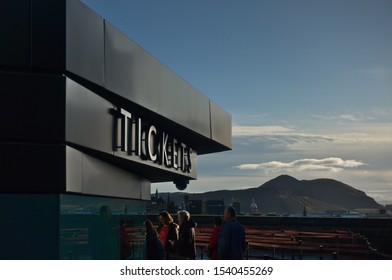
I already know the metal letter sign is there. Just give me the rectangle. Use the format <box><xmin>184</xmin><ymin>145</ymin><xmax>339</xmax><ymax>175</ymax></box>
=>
<box><xmin>110</xmin><ymin>107</ymin><xmax>192</xmax><ymax>174</ymax></box>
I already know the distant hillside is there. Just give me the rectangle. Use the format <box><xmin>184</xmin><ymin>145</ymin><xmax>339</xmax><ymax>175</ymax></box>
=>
<box><xmin>159</xmin><ymin>175</ymin><xmax>381</xmax><ymax>214</ymax></box>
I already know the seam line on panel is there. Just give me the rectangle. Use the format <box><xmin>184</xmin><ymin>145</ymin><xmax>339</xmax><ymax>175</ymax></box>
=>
<box><xmin>29</xmin><ymin>0</ymin><xmax>33</xmax><ymax>67</ymax></box>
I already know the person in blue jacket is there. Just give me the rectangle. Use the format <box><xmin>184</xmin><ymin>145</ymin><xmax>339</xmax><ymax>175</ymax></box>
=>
<box><xmin>218</xmin><ymin>206</ymin><xmax>246</xmax><ymax>260</ymax></box>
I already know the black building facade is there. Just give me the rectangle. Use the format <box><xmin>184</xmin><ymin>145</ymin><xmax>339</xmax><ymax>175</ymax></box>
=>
<box><xmin>0</xmin><ymin>0</ymin><xmax>231</xmax><ymax>259</ymax></box>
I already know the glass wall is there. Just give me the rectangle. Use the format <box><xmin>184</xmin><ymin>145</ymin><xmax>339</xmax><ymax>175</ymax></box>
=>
<box><xmin>60</xmin><ymin>194</ymin><xmax>146</xmax><ymax>260</ymax></box>
<box><xmin>0</xmin><ymin>194</ymin><xmax>147</xmax><ymax>259</ymax></box>
<box><xmin>0</xmin><ymin>194</ymin><xmax>59</xmax><ymax>260</ymax></box>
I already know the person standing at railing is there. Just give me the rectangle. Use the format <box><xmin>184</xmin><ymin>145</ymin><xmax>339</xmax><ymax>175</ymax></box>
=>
<box><xmin>145</xmin><ymin>219</ymin><xmax>165</xmax><ymax>260</ymax></box>
<box><xmin>218</xmin><ymin>206</ymin><xmax>246</xmax><ymax>260</ymax></box>
<box><xmin>157</xmin><ymin>211</ymin><xmax>179</xmax><ymax>259</ymax></box>
<box><xmin>207</xmin><ymin>216</ymin><xmax>223</xmax><ymax>260</ymax></box>
<box><xmin>172</xmin><ymin>210</ymin><xmax>197</xmax><ymax>259</ymax></box>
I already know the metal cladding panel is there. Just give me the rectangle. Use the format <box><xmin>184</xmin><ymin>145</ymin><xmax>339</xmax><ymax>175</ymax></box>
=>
<box><xmin>141</xmin><ymin>180</ymin><xmax>151</xmax><ymax>200</ymax></box>
<box><xmin>0</xmin><ymin>72</ymin><xmax>65</xmax><ymax>142</ymax></box>
<box><xmin>65</xmin><ymin>145</ymin><xmax>83</xmax><ymax>193</ymax></box>
<box><xmin>0</xmin><ymin>0</ymin><xmax>30</xmax><ymax>67</ymax></box>
<box><xmin>66</xmin><ymin>146</ymin><xmax>150</xmax><ymax>200</ymax></box>
<box><xmin>0</xmin><ymin>143</ymin><xmax>66</xmax><ymax>193</ymax></box>
<box><xmin>66</xmin><ymin>78</ymin><xmax>113</xmax><ymax>153</ymax></box>
<box><xmin>31</xmin><ymin>0</ymin><xmax>66</xmax><ymax>70</ymax></box>
<box><xmin>210</xmin><ymin>100</ymin><xmax>233</xmax><ymax>149</ymax></box>
<box><xmin>82</xmin><ymin>153</ymin><xmax>141</xmax><ymax>199</ymax></box>
<box><xmin>104</xmin><ymin>22</ymin><xmax>211</xmax><ymax>139</ymax></box>
<box><xmin>66</xmin><ymin>0</ymin><xmax>105</xmax><ymax>87</ymax></box>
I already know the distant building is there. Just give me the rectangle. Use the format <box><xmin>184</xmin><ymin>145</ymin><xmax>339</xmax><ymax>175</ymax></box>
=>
<box><xmin>202</xmin><ymin>200</ymin><xmax>208</xmax><ymax>214</ymax></box>
<box><xmin>184</xmin><ymin>196</ymin><xmax>225</xmax><ymax>215</ymax></box>
<box><xmin>379</xmin><ymin>208</ymin><xmax>387</xmax><ymax>215</ymax></box>
<box><xmin>166</xmin><ymin>193</ymin><xmax>176</xmax><ymax>214</ymax></box>
<box><xmin>232</xmin><ymin>198</ymin><xmax>241</xmax><ymax>215</ymax></box>
<box><xmin>325</xmin><ymin>209</ymin><xmax>348</xmax><ymax>216</ymax></box>
<box><xmin>184</xmin><ymin>194</ymin><xmax>190</xmax><ymax>210</ymax></box>
<box><xmin>207</xmin><ymin>199</ymin><xmax>225</xmax><ymax>215</ymax></box>
<box><xmin>147</xmin><ymin>189</ymin><xmax>166</xmax><ymax>213</ymax></box>
<box><xmin>303</xmin><ymin>206</ymin><xmax>307</xmax><ymax>217</ymax></box>
<box><xmin>250</xmin><ymin>198</ymin><xmax>260</xmax><ymax>215</ymax></box>
<box><xmin>188</xmin><ymin>199</ymin><xmax>202</xmax><ymax>214</ymax></box>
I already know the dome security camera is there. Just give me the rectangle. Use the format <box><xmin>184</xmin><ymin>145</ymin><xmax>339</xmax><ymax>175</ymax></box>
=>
<box><xmin>174</xmin><ymin>180</ymin><xmax>189</xmax><ymax>191</ymax></box>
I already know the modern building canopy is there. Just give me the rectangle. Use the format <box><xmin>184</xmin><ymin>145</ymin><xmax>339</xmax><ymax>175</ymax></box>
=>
<box><xmin>0</xmin><ymin>0</ymin><xmax>232</xmax><ymax>198</ymax></box>
<box><xmin>0</xmin><ymin>0</ymin><xmax>231</xmax><ymax>260</ymax></box>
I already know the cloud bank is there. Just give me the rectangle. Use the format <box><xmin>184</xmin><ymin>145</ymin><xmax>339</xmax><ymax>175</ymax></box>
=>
<box><xmin>232</xmin><ymin>125</ymin><xmax>293</xmax><ymax>136</ymax></box>
<box><xmin>237</xmin><ymin>157</ymin><xmax>364</xmax><ymax>173</ymax></box>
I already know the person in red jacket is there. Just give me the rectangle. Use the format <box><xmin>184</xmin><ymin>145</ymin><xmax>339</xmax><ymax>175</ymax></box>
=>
<box><xmin>207</xmin><ymin>216</ymin><xmax>223</xmax><ymax>260</ymax></box>
<box><xmin>157</xmin><ymin>211</ymin><xmax>179</xmax><ymax>259</ymax></box>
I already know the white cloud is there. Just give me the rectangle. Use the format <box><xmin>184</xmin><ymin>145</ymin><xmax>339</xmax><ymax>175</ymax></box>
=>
<box><xmin>232</xmin><ymin>123</ymin><xmax>392</xmax><ymax>147</ymax></box>
<box><xmin>232</xmin><ymin>125</ymin><xmax>293</xmax><ymax>136</ymax></box>
<box><xmin>232</xmin><ymin>125</ymin><xmax>334</xmax><ymax>146</ymax></box>
<box><xmin>325</xmin><ymin>114</ymin><xmax>367</xmax><ymax>122</ymax></box>
<box><xmin>236</xmin><ymin>157</ymin><xmax>364</xmax><ymax>173</ymax></box>
<box><xmin>312</xmin><ymin>107</ymin><xmax>392</xmax><ymax>125</ymax></box>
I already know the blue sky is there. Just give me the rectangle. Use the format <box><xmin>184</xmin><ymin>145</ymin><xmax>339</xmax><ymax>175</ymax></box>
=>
<box><xmin>82</xmin><ymin>0</ymin><xmax>392</xmax><ymax>204</ymax></box>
